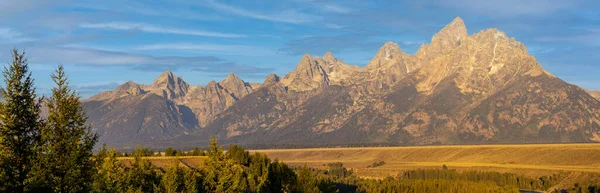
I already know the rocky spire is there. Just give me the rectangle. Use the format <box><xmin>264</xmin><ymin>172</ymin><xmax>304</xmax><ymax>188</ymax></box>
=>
<box><xmin>281</xmin><ymin>53</ymin><xmax>330</xmax><ymax>91</ymax></box>
<box><xmin>316</xmin><ymin>51</ymin><xmax>360</xmax><ymax>82</ymax></box>
<box><xmin>417</xmin><ymin>17</ymin><xmax>468</xmax><ymax>60</ymax></box>
<box><xmin>365</xmin><ymin>42</ymin><xmax>407</xmax><ymax>69</ymax></box>
<box><xmin>115</xmin><ymin>81</ymin><xmax>145</xmax><ymax>97</ymax></box>
<box><xmin>263</xmin><ymin>74</ymin><xmax>281</xmax><ymax>85</ymax></box>
<box><xmin>152</xmin><ymin>70</ymin><xmax>175</xmax><ymax>87</ymax></box>
<box><xmin>150</xmin><ymin>70</ymin><xmax>189</xmax><ymax>100</ymax></box>
<box><xmin>434</xmin><ymin>16</ymin><xmax>468</xmax><ymax>47</ymax></box>
<box><xmin>219</xmin><ymin>73</ymin><xmax>253</xmax><ymax>99</ymax></box>
<box><xmin>221</xmin><ymin>73</ymin><xmax>244</xmax><ymax>87</ymax></box>
<box><xmin>323</xmin><ymin>52</ymin><xmax>335</xmax><ymax>62</ymax></box>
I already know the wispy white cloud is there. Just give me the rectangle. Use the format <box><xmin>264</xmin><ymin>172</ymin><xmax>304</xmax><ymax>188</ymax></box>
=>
<box><xmin>80</xmin><ymin>22</ymin><xmax>247</xmax><ymax>38</ymax></box>
<box><xmin>277</xmin><ymin>33</ymin><xmax>379</xmax><ymax>56</ymax></box>
<box><xmin>7</xmin><ymin>46</ymin><xmax>274</xmax><ymax>76</ymax></box>
<box><xmin>29</xmin><ymin>47</ymin><xmax>151</xmax><ymax>65</ymax></box>
<box><xmin>324</xmin><ymin>23</ymin><xmax>345</xmax><ymax>29</ymax></box>
<box><xmin>535</xmin><ymin>28</ymin><xmax>600</xmax><ymax>46</ymax></box>
<box><xmin>134</xmin><ymin>43</ymin><xmax>275</xmax><ymax>56</ymax></box>
<box><xmin>0</xmin><ymin>0</ymin><xmax>65</xmax><ymax>17</ymax></box>
<box><xmin>135</xmin><ymin>43</ymin><xmax>251</xmax><ymax>51</ymax></box>
<box><xmin>0</xmin><ymin>27</ymin><xmax>35</xmax><ymax>43</ymax></box>
<box><xmin>205</xmin><ymin>0</ymin><xmax>316</xmax><ymax>24</ymax></box>
<box><xmin>321</xmin><ymin>4</ymin><xmax>352</xmax><ymax>14</ymax></box>
<box><xmin>258</xmin><ymin>34</ymin><xmax>282</xmax><ymax>39</ymax></box>
<box><xmin>74</xmin><ymin>1</ymin><xmax>228</xmax><ymax>21</ymax></box>
<box><xmin>75</xmin><ymin>81</ymin><xmax>123</xmax><ymax>92</ymax></box>
<box><xmin>434</xmin><ymin>0</ymin><xmax>577</xmax><ymax>18</ymax></box>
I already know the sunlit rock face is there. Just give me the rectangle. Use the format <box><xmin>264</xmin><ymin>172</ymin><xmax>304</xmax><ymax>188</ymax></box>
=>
<box><xmin>84</xmin><ymin>17</ymin><xmax>600</xmax><ymax>148</ymax></box>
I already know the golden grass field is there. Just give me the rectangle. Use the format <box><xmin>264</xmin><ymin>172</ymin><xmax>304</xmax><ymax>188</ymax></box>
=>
<box><xmin>119</xmin><ymin>143</ymin><xmax>600</xmax><ymax>190</ymax></box>
<box><xmin>251</xmin><ymin>144</ymin><xmax>600</xmax><ymax>177</ymax></box>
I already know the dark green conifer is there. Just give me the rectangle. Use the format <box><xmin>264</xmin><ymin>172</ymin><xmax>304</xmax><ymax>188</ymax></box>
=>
<box><xmin>0</xmin><ymin>49</ymin><xmax>43</xmax><ymax>193</ymax></box>
<box><xmin>36</xmin><ymin>65</ymin><xmax>99</xmax><ymax>193</ymax></box>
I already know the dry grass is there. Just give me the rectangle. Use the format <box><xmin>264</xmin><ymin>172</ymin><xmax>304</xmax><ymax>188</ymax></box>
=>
<box><xmin>114</xmin><ymin>144</ymin><xmax>600</xmax><ymax>184</ymax></box>
<box><xmin>250</xmin><ymin>143</ymin><xmax>600</xmax><ymax>179</ymax></box>
<box><xmin>118</xmin><ymin>156</ymin><xmax>207</xmax><ymax>169</ymax></box>
<box><xmin>112</xmin><ymin>144</ymin><xmax>600</xmax><ymax>190</ymax></box>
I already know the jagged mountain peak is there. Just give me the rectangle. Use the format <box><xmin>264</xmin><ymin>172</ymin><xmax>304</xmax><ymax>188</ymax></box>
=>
<box><xmin>382</xmin><ymin>41</ymin><xmax>401</xmax><ymax>48</ymax></box>
<box><xmin>87</xmin><ymin>81</ymin><xmax>144</xmax><ymax>101</ymax></box>
<box><xmin>448</xmin><ymin>16</ymin><xmax>466</xmax><ymax>30</ymax></box>
<box><xmin>365</xmin><ymin>41</ymin><xmax>407</xmax><ymax>69</ymax></box>
<box><xmin>116</xmin><ymin>81</ymin><xmax>139</xmax><ymax>90</ymax></box>
<box><xmin>206</xmin><ymin>80</ymin><xmax>218</xmax><ymax>88</ymax></box>
<box><xmin>152</xmin><ymin>70</ymin><xmax>180</xmax><ymax>88</ymax></box>
<box><xmin>154</xmin><ymin>69</ymin><xmax>174</xmax><ymax>80</ymax></box>
<box><xmin>416</xmin><ymin>17</ymin><xmax>468</xmax><ymax>60</ymax></box>
<box><xmin>360</xmin><ymin>41</ymin><xmax>419</xmax><ymax>89</ymax></box>
<box><xmin>264</xmin><ymin>74</ymin><xmax>281</xmax><ymax>85</ymax></box>
<box><xmin>282</xmin><ymin>53</ymin><xmax>329</xmax><ymax>91</ymax></box>
<box><xmin>219</xmin><ymin>73</ymin><xmax>253</xmax><ymax>97</ymax></box>
<box><xmin>434</xmin><ymin>16</ymin><xmax>467</xmax><ymax>45</ymax></box>
<box><xmin>414</xmin><ymin>21</ymin><xmax>552</xmax><ymax>96</ymax></box>
<box><xmin>323</xmin><ymin>52</ymin><xmax>335</xmax><ymax>61</ymax></box>
<box><xmin>114</xmin><ymin>81</ymin><xmax>145</xmax><ymax>97</ymax></box>
<box><xmin>83</xmin><ymin>16</ymin><xmax>600</xmax><ymax>148</ymax></box>
<box><xmin>225</xmin><ymin>72</ymin><xmax>238</xmax><ymax>78</ymax></box>
<box><xmin>149</xmin><ymin>70</ymin><xmax>189</xmax><ymax>100</ymax></box>
<box><xmin>221</xmin><ymin>73</ymin><xmax>243</xmax><ymax>85</ymax></box>
<box><xmin>301</xmin><ymin>53</ymin><xmax>312</xmax><ymax>60</ymax></box>
<box><xmin>292</xmin><ymin>53</ymin><xmax>319</xmax><ymax>71</ymax></box>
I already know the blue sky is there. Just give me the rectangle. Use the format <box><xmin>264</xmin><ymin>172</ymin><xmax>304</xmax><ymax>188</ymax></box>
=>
<box><xmin>0</xmin><ymin>0</ymin><xmax>599</xmax><ymax>98</ymax></box>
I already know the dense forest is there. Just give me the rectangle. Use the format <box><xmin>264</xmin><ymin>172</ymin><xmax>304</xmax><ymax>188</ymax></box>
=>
<box><xmin>1</xmin><ymin>50</ymin><xmax>600</xmax><ymax>193</ymax></box>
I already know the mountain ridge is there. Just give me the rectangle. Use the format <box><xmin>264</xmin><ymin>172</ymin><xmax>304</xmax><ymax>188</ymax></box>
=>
<box><xmin>83</xmin><ymin>17</ymin><xmax>600</xmax><ymax>148</ymax></box>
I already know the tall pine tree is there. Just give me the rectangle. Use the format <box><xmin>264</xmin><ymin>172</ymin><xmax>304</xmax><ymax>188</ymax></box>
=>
<box><xmin>0</xmin><ymin>49</ymin><xmax>43</xmax><ymax>193</ymax></box>
<box><xmin>37</xmin><ymin>65</ymin><xmax>99</xmax><ymax>192</ymax></box>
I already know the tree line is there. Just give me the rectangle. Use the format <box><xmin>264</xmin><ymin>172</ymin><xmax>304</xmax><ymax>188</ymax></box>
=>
<box><xmin>110</xmin><ymin>146</ymin><xmax>207</xmax><ymax>157</ymax></box>
<box><xmin>92</xmin><ymin>138</ymin><xmax>329</xmax><ymax>193</ymax></box>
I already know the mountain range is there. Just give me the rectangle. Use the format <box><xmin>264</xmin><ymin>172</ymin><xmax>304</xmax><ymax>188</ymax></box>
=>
<box><xmin>83</xmin><ymin>17</ymin><xmax>600</xmax><ymax>149</ymax></box>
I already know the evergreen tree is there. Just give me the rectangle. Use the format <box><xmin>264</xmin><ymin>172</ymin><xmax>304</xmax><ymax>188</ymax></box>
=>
<box><xmin>36</xmin><ymin>65</ymin><xmax>99</xmax><ymax>193</ymax></box>
<box><xmin>204</xmin><ymin>137</ymin><xmax>225</xmax><ymax>192</ymax></box>
<box><xmin>93</xmin><ymin>148</ymin><xmax>127</xmax><ymax>193</ymax></box>
<box><xmin>248</xmin><ymin>153</ymin><xmax>270</xmax><ymax>192</ymax></box>
<box><xmin>296</xmin><ymin>166</ymin><xmax>321</xmax><ymax>193</ymax></box>
<box><xmin>182</xmin><ymin>168</ymin><xmax>199</xmax><ymax>193</ymax></box>
<box><xmin>165</xmin><ymin>147</ymin><xmax>176</xmax><ymax>156</ymax></box>
<box><xmin>190</xmin><ymin>147</ymin><xmax>202</xmax><ymax>156</ymax></box>
<box><xmin>96</xmin><ymin>144</ymin><xmax>108</xmax><ymax>167</ymax></box>
<box><xmin>161</xmin><ymin>164</ymin><xmax>184</xmax><ymax>193</ymax></box>
<box><xmin>268</xmin><ymin>160</ymin><xmax>297</xmax><ymax>193</ymax></box>
<box><xmin>227</xmin><ymin>144</ymin><xmax>249</xmax><ymax>166</ymax></box>
<box><xmin>127</xmin><ymin>146</ymin><xmax>160</xmax><ymax>192</ymax></box>
<box><xmin>0</xmin><ymin>49</ymin><xmax>43</xmax><ymax>193</ymax></box>
<box><xmin>203</xmin><ymin>137</ymin><xmax>250</xmax><ymax>193</ymax></box>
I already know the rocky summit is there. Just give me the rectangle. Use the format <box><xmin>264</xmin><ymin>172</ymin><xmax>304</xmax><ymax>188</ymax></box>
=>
<box><xmin>84</xmin><ymin>17</ymin><xmax>600</xmax><ymax>148</ymax></box>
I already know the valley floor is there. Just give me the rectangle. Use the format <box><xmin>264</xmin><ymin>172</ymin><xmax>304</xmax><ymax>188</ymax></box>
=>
<box><xmin>251</xmin><ymin>143</ymin><xmax>600</xmax><ymax>178</ymax></box>
<box><xmin>120</xmin><ymin>143</ymin><xmax>600</xmax><ymax>191</ymax></box>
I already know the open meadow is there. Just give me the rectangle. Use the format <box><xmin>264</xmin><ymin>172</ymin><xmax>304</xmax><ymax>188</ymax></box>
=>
<box><xmin>117</xmin><ymin>143</ymin><xmax>600</xmax><ymax>191</ymax></box>
<box><xmin>251</xmin><ymin>144</ymin><xmax>600</xmax><ymax>178</ymax></box>
<box><xmin>120</xmin><ymin>143</ymin><xmax>600</xmax><ymax>177</ymax></box>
